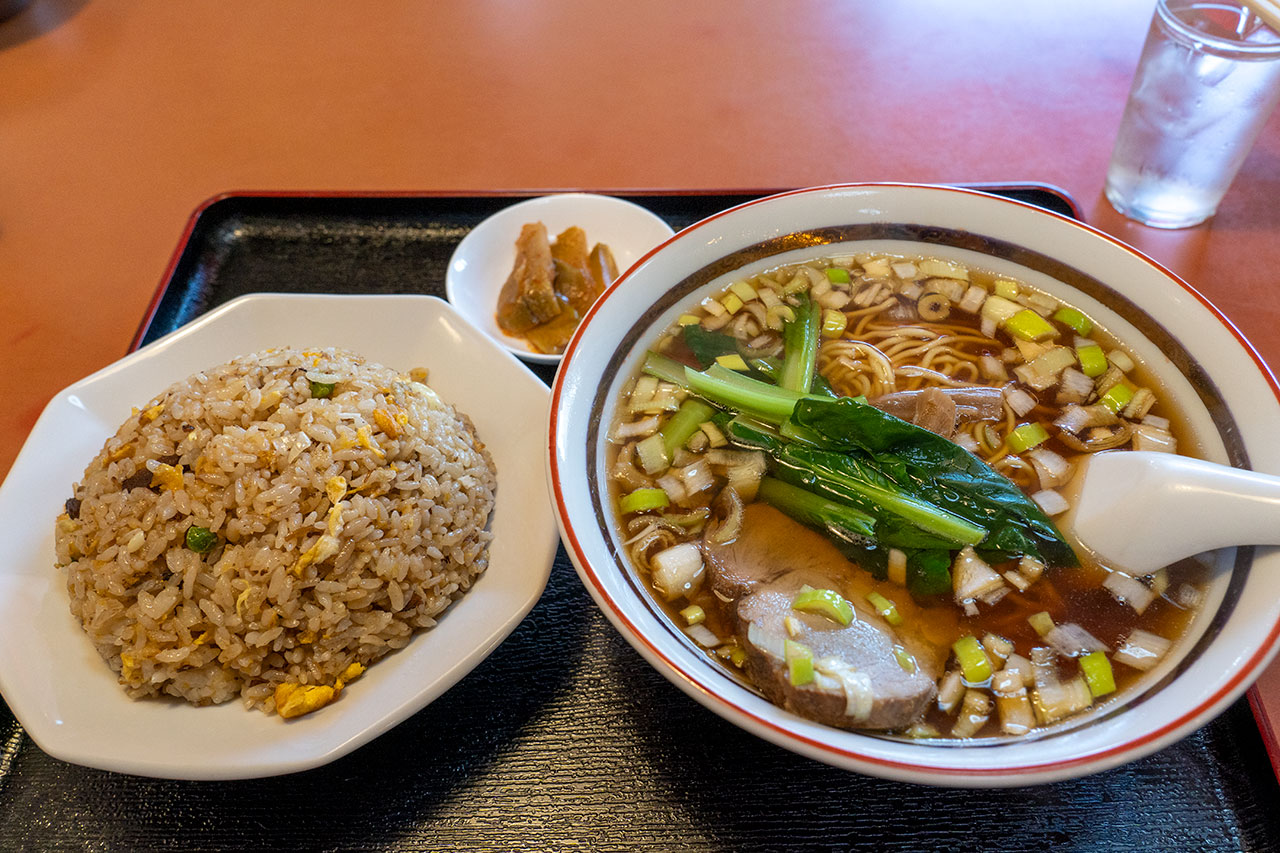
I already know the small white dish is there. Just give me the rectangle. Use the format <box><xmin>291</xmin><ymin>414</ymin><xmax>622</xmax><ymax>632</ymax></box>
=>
<box><xmin>0</xmin><ymin>293</ymin><xmax>557</xmax><ymax>780</ymax></box>
<box><xmin>445</xmin><ymin>193</ymin><xmax>676</xmax><ymax>365</ymax></box>
<box><xmin>549</xmin><ymin>183</ymin><xmax>1280</xmax><ymax>786</ymax></box>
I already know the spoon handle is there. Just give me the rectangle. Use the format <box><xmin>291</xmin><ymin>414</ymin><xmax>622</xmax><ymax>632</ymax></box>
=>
<box><xmin>1072</xmin><ymin>451</ymin><xmax>1280</xmax><ymax>576</ymax></box>
<box><xmin>1153</xmin><ymin>455</ymin><xmax>1280</xmax><ymax>549</ymax></box>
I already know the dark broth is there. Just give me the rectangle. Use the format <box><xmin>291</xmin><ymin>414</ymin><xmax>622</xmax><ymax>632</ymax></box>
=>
<box><xmin>610</xmin><ymin>252</ymin><xmax>1206</xmax><ymax>739</ymax></box>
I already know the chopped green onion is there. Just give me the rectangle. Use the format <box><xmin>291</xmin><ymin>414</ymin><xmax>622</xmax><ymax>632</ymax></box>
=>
<box><xmin>825</xmin><ymin>267</ymin><xmax>851</xmax><ymax>284</ymax></box>
<box><xmin>699</xmin><ymin>420</ymin><xmax>728</xmax><ymax>448</ymax></box>
<box><xmin>641</xmin><ymin>351</ymin><xmax>689</xmax><ymax>386</ymax></box>
<box><xmin>677</xmin><ymin>314</ymin><xmax>701</xmax><ymax>326</ymax></box>
<box><xmin>634</xmin><ymin>433</ymin><xmax>669</xmax><ymax>475</ymax></box>
<box><xmin>722</xmin><ymin>292</ymin><xmax>744</xmax><ymax>315</ymax></box>
<box><xmin>820</xmin><ymin>308</ymin><xmax>848</xmax><ymax>339</ymax></box>
<box><xmin>309</xmin><ymin>380</ymin><xmax>335</xmax><ymax>398</ymax></box>
<box><xmin>1099</xmin><ymin>382</ymin><xmax>1134</xmax><ymax>413</ymax></box>
<box><xmin>866</xmin><ymin>591</ymin><xmax>903</xmax><ymax>626</ymax></box>
<box><xmin>780</xmin><ymin>296</ymin><xmax>821</xmax><ymax>393</ymax></box>
<box><xmin>785</xmin><ymin>639</ymin><xmax>814</xmax><ymax>686</ymax></box>
<box><xmin>994</xmin><ymin>279</ymin><xmax>1019</xmax><ymax>300</ymax></box>
<box><xmin>1052</xmin><ymin>306</ymin><xmax>1093</xmax><ymax>336</ymax></box>
<box><xmin>680</xmin><ymin>604</ymin><xmax>706</xmax><ymax>626</ymax></box>
<box><xmin>952</xmin><ymin>635</ymin><xmax>993</xmax><ymax>684</ymax></box>
<box><xmin>660</xmin><ymin>398</ymin><xmax>716</xmax><ymax>458</ymax></box>
<box><xmin>792</xmin><ymin>587</ymin><xmax>855</xmax><ymax>626</ymax></box>
<box><xmin>1028</xmin><ymin>611</ymin><xmax>1055</xmax><ymax>637</ymax></box>
<box><xmin>893</xmin><ymin>645</ymin><xmax>917</xmax><ymax>673</ymax></box>
<box><xmin>1005</xmin><ymin>309</ymin><xmax>1058</xmax><ymax>342</ymax></box>
<box><xmin>1007</xmin><ymin>422</ymin><xmax>1050</xmax><ymax>453</ymax></box>
<box><xmin>1076</xmin><ymin>343</ymin><xmax>1108</xmax><ymax>378</ymax></box>
<box><xmin>728</xmin><ymin>280</ymin><xmax>758</xmax><ymax>302</ymax></box>
<box><xmin>185</xmin><ymin>525</ymin><xmax>217</xmax><ymax>554</ymax></box>
<box><xmin>980</xmin><ymin>294</ymin><xmax>1022</xmax><ymax>325</ymax></box>
<box><xmin>619</xmin><ymin>487</ymin><xmax>670</xmax><ymax>515</ymax></box>
<box><xmin>1079</xmin><ymin>651</ymin><xmax>1116</xmax><ymax>697</ymax></box>
<box><xmin>684</xmin><ymin>364</ymin><xmax>815</xmax><ymax>425</ymax></box>
<box><xmin>715</xmin><ymin>353</ymin><xmax>750</xmax><ymax>371</ymax></box>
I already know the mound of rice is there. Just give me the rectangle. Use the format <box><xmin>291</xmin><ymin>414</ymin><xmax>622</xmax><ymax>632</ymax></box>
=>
<box><xmin>54</xmin><ymin>347</ymin><xmax>496</xmax><ymax>717</ymax></box>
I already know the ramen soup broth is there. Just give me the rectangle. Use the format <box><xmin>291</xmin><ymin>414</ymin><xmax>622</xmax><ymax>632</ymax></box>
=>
<box><xmin>607</xmin><ymin>247</ymin><xmax>1227</xmax><ymax>741</ymax></box>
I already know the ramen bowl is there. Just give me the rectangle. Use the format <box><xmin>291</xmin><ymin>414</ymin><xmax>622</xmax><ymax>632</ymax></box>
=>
<box><xmin>547</xmin><ymin>183</ymin><xmax>1280</xmax><ymax>786</ymax></box>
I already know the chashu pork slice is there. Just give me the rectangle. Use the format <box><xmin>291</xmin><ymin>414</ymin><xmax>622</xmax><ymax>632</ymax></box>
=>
<box><xmin>704</xmin><ymin>503</ymin><xmax>950</xmax><ymax>731</ymax></box>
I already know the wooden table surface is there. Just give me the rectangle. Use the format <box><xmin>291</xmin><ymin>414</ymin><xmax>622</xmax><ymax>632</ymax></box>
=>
<box><xmin>3</xmin><ymin>0</ymin><xmax>1280</xmax><ymax>805</ymax></box>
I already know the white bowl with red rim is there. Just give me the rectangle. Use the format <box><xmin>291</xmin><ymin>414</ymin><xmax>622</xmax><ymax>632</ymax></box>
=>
<box><xmin>547</xmin><ymin>183</ymin><xmax>1280</xmax><ymax>786</ymax></box>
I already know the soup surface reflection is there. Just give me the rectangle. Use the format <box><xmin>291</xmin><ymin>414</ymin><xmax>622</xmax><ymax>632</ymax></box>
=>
<box><xmin>608</xmin><ymin>253</ymin><xmax>1204</xmax><ymax>740</ymax></box>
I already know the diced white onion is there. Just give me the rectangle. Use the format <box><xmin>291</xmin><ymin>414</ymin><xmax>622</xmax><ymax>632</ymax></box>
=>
<box><xmin>1176</xmin><ymin>583</ymin><xmax>1204</xmax><ymax>609</ymax></box>
<box><xmin>1013</xmin><ymin>363</ymin><xmax>1057</xmax><ymax>392</ymax></box>
<box><xmin>677</xmin><ymin>461</ymin><xmax>715</xmax><ymax>498</ymax></box>
<box><xmin>958</xmin><ymin>284</ymin><xmax>987</xmax><ymax>314</ymax></box>
<box><xmin>1114</xmin><ymin>629</ymin><xmax>1171</xmax><ymax>671</ymax></box>
<box><xmin>1005</xmin><ymin>386</ymin><xmax>1038</xmax><ymax>417</ymax></box>
<box><xmin>891</xmin><ymin>261</ymin><xmax>919</xmax><ymax>280</ymax></box>
<box><xmin>937</xmin><ymin>670</ymin><xmax>965</xmax><ymax>714</ymax></box>
<box><xmin>887</xmin><ymin>548</ymin><xmax>908</xmax><ymax>586</ymax></box>
<box><xmin>1045</xmin><ymin>623</ymin><xmax>1109</xmax><ymax>657</ymax></box>
<box><xmin>979</xmin><ymin>354</ymin><xmax>1006</xmax><ymax>381</ymax></box>
<box><xmin>701</xmin><ymin>296</ymin><xmax>727</xmax><ymax>317</ymax></box>
<box><xmin>1002</xmin><ymin>653</ymin><xmax>1035</xmax><ymax>689</ymax></box>
<box><xmin>1103</xmin><ymin>571</ymin><xmax>1156</xmax><ymax>615</ymax></box>
<box><xmin>1003</xmin><ymin>570</ymin><xmax>1031</xmax><ymax>592</ymax></box>
<box><xmin>635</xmin><ymin>433</ymin><xmax>669</xmax><ymax>475</ymax></box>
<box><xmin>1030</xmin><ymin>646</ymin><xmax>1058</xmax><ymax>689</ymax></box>
<box><xmin>610</xmin><ymin>415</ymin><xmax>661</xmax><ymax>441</ymax></box>
<box><xmin>655</xmin><ymin>473</ymin><xmax>686</xmax><ymax>504</ymax></box>
<box><xmin>994</xmin><ymin>685</ymin><xmax>1035</xmax><ymax>736</ymax></box>
<box><xmin>1107</xmin><ymin>349</ymin><xmax>1135</xmax><ymax>372</ymax></box>
<box><xmin>982</xmin><ymin>633</ymin><xmax>1014</xmax><ymax>660</ymax></box>
<box><xmin>686</xmin><ymin>623</ymin><xmax>721</xmax><ymax>648</ymax></box>
<box><xmin>952</xmin><ymin>546</ymin><xmax>1006</xmax><ymax>606</ymax></box>
<box><xmin>1019</xmin><ymin>555</ymin><xmax>1046</xmax><ymax>582</ymax></box>
<box><xmin>1054</xmin><ymin>404</ymin><xmax>1117</xmax><ymax>435</ymax></box>
<box><xmin>1028</xmin><ymin>447</ymin><xmax>1071</xmax><ymax>489</ymax></box>
<box><xmin>951</xmin><ymin>689</ymin><xmax>993</xmax><ymax>738</ymax></box>
<box><xmin>650</xmin><ymin>542</ymin><xmax>704</xmax><ymax>602</ymax></box>
<box><xmin>1133</xmin><ymin>424</ymin><xmax>1177</xmax><ymax>453</ymax></box>
<box><xmin>1025</xmin><ymin>292</ymin><xmax>1058</xmax><ymax>314</ymax></box>
<box><xmin>1031</xmin><ymin>488</ymin><xmax>1070</xmax><ymax>516</ymax></box>
<box><xmin>1056</xmin><ymin>367</ymin><xmax>1095</xmax><ymax>405</ymax></box>
<box><xmin>919</xmin><ymin>259</ymin><xmax>970</xmax><ymax>281</ymax></box>
<box><xmin>1032</xmin><ymin>676</ymin><xmax>1092</xmax><ymax>724</ymax></box>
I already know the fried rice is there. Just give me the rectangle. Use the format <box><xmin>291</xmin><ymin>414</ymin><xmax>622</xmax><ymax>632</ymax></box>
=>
<box><xmin>53</xmin><ymin>347</ymin><xmax>496</xmax><ymax>717</ymax></box>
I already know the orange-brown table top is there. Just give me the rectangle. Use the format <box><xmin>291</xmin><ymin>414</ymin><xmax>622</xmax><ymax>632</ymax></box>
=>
<box><xmin>3</xmin><ymin>0</ymin><xmax>1280</xmax><ymax>777</ymax></box>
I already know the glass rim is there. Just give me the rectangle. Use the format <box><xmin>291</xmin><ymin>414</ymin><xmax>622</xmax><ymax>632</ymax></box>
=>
<box><xmin>1157</xmin><ymin>0</ymin><xmax>1280</xmax><ymax>57</ymax></box>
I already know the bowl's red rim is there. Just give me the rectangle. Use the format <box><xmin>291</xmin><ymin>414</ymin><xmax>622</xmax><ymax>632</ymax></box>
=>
<box><xmin>548</xmin><ymin>182</ymin><xmax>1280</xmax><ymax>780</ymax></box>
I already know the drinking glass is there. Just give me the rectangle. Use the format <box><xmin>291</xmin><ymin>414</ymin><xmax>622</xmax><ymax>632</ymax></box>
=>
<box><xmin>1105</xmin><ymin>0</ymin><xmax>1280</xmax><ymax>228</ymax></box>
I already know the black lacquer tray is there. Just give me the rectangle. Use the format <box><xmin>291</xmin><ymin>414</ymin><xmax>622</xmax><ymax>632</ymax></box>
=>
<box><xmin>3</xmin><ymin>186</ymin><xmax>1278</xmax><ymax>853</ymax></box>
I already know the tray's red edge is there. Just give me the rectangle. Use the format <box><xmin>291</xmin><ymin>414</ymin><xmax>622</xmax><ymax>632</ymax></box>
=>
<box><xmin>1248</xmin><ymin>687</ymin><xmax>1280</xmax><ymax>778</ymax></box>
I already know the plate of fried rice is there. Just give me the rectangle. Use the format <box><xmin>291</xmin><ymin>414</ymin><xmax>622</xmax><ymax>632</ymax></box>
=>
<box><xmin>0</xmin><ymin>293</ymin><xmax>557</xmax><ymax>779</ymax></box>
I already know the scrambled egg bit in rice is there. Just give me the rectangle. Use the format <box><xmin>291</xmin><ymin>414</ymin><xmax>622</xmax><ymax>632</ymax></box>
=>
<box><xmin>54</xmin><ymin>347</ymin><xmax>497</xmax><ymax>718</ymax></box>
